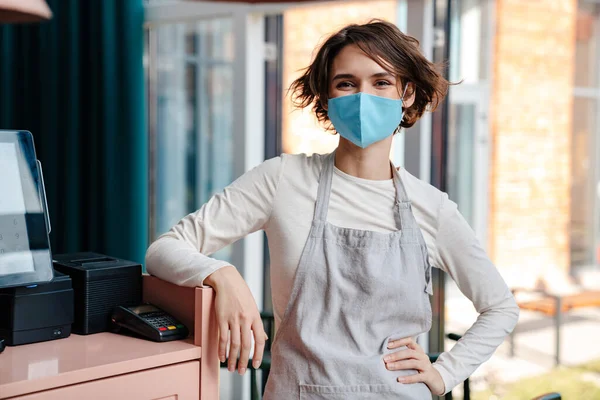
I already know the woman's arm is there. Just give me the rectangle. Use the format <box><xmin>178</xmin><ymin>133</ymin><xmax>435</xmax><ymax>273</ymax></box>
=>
<box><xmin>145</xmin><ymin>156</ymin><xmax>285</xmax><ymax>375</ymax></box>
<box><xmin>145</xmin><ymin>156</ymin><xmax>285</xmax><ymax>287</ymax></box>
<box><xmin>431</xmin><ymin>193</ymin><xmax>520</xmax><ymax>394</ymax></box>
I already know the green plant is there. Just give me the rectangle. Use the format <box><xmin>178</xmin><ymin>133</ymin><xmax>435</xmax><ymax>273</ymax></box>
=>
<box><xmin>473</xmin><ymin>362</ymin><xmax>600</xmax><ymax>400</ymax></box>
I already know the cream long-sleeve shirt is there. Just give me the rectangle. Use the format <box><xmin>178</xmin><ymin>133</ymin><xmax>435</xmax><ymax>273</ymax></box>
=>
<box><xmin>145</xmin><ymin>152</ymin><xmax>519</xmax><ymax>394</ymax></box>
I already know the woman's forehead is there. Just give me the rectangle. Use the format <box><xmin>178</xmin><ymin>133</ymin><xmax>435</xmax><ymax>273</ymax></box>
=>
<box><xmin>330</xmin><ymin>45</ymin><xmax>395</xmax><ymax>77</ymax></box>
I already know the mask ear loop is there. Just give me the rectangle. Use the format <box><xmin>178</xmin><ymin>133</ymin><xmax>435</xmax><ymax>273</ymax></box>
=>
<box><xmin>400</xmin><ymin>83</ymin><xmax>409</xmax><ymax>100</ymax></box>
<box><xmin>394</xmin><ymin>83</ymin><xmax>410</xmax><ymax>135</ymax></box>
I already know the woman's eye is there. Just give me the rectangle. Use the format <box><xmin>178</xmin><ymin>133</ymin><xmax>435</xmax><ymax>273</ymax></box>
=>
<box><xmin>375</xmin><ymin>80</ymin><xmax>392</xmax><ymax>87</ymax></box>
<box><xmin>336</xmin><ymin>81</ymin><xmax>354</xmax><ymax>89</ymax></box>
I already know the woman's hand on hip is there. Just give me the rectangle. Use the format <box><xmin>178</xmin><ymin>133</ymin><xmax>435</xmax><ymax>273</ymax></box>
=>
<box><xmin>204</xmin><ymin>266</ymin><xmax>268</xmax><ymax>375</ymax></box>
<box><xmin>384</xmin><ymin>337</ymin><xmax>445</xmax><ymax>396</ymax></box>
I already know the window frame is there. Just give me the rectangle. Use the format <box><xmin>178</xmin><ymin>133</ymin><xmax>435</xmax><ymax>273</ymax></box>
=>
<box><xmin>144</xmin><ymin>1</ymin><xmax>268</xmax><ymax>312</ymax></box>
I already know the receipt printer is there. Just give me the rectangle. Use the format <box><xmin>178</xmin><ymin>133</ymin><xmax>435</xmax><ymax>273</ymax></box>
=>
<box><xmin>53</xmin><ymin>252</ymin><xmax>142</xmax><ymax>334</ymax></box>
<box><xmin>0</xmin><ymin>270</ymin><xmax>74</xmax><ymax>346</ymax></box>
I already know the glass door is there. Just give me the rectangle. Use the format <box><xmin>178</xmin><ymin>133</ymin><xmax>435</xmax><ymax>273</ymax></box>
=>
<box><xmin>447</xmin><ymin>84</ymin><xmax>490</xmax><ymax>246</ymax></box>
<box><xmin>444</xmin><ymin>83</ymin><xmax>490</xmax><ymax>356</ymax></box>
<box><xmin>144</xmin><ymin>2</ymin><xmax>259</xmax><ymax>399</ymax></box>
<box><xmin>147</xmin><ymin>19</ymin><xmax>235</xmax><ymax>256</ymax></box>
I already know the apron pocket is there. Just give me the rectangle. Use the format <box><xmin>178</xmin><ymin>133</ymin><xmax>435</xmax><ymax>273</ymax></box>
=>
<box><xmin>299</xmin><ymin>384</ymin><xmax>395</xmax><ymax>399</ymax></box>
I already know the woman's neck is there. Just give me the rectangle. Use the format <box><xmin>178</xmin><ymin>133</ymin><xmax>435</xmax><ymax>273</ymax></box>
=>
<box><xmin>334</xmin><ymin>137</ymin><xmax>394</xmax><ymax>180</ymax></box>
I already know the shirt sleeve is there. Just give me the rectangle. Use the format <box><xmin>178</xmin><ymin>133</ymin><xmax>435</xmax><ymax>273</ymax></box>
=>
<box><xmin>430</xmin><ymin>193</ymin><xmax>520</xmax><ymax>394</ymax></box>
<box><xmin>145</xmin><ymin>156</ymin><xmax>285</xmax><ymax>287</ymax></box>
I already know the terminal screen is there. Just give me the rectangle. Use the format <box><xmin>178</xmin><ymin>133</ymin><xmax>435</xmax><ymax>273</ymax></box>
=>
<box><xmin>0</xmin><ymin>143</ymin><xmax>35</xmax><ymax>276</ymax></box>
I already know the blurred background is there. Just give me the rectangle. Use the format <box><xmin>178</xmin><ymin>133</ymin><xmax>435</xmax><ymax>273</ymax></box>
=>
<box><xmin>2</xmin><ymin>0</ymin><xmax>600</xmax><ymax>398</ymax></box>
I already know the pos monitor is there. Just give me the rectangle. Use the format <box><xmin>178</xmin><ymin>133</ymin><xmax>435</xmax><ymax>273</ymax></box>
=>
<box><xmin>0</xmin><ymin>130</ymin><xmax>53</xmax><ymax>289</ymax></box>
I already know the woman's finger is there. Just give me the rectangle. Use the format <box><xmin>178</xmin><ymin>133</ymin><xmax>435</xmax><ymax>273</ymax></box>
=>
<box><xmin>398</xmin><ymin>372</ymin><xmax>425</xmax><ymax>384</ymax></box>
<box><xmin>228</xmin><ymin>322</ymin><xmax>241</xmax><ymax>372</ymax></box>
<box><xmin>218</xmin><ymin>322</ymin><xmax>229</xmax><ymax>363</ymax></box>
<box><xmin>252</xmin><ymin>320</ymin><xmax>267</xmax><ymax>369</ymax></box>
<box><xmin>406</xmin><ymin>340</ymin><xmax>424</xmax><ymax>353</ymax></box>
<box><xmin>384</xmin><ymin>349</ymin><xmax>417</xmax><ymax>363</ymax></box>
<box><xmin>386</xmin><ymin>359</ymin><xmax>423</xmax><ymax>372</ymax></box>
<box><xmin>237</xmin><ymin>322</ymin><xmax>252</xmax><ymax>375</ymax></box>
<box><xmin>404</xmin><ymin>342</ymin><xmax>428</xmax><ymax>363</ymax></box>
<box><xmin>388</xmin><ymin>337</ymin><xmax>414</xmax><ymax>349</ymax></box>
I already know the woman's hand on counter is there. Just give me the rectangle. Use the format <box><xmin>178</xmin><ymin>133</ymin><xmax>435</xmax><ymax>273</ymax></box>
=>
<box><xmin>204</xmin><ymin>266</ymin><xmax>268</xmax><ymax>375</ymax></box>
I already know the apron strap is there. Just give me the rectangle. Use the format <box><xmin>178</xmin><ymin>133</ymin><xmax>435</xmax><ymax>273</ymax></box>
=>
<box><xmin>314</xmin><ymin>151</ymin><xmax>336</xmax><ymax>222</ymax></box>
<box><xmin>391</xmin><ymin>162</ymin><xmax>410</xmax><ymax>231</ymax></box>
<box><xmin>391</xmin><ymin>163</ymin><xmax>410</xmax><ymax>204</ymax></box>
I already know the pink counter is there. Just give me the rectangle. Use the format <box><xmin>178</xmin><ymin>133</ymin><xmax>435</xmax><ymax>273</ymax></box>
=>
<box><xmin>0</xmin><ymin>276</ymin><xmax>220</xmax><ymax>400</ymax></box>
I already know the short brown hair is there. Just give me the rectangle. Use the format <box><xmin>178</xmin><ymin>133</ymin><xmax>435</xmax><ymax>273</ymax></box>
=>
<box><xmin>289</xmin><ymin>19</ymin><xmax>450</xmax><ymax>130</ymax></box>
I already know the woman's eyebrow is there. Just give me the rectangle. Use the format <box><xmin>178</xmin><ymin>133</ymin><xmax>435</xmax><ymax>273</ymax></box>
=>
<box><xmin>331</xmin><ymin>72</ymin><xmax>393</xmax><ymax>81</ymax></box>
<box><xmin>371</xmin><ymin>72</ymin><xmax>393</xmax><ymax>78</ymax></box>
<box><xmin>331</xmin><ymin>73</ymin><xmax>355</xmax><ymax>81</ymax></box>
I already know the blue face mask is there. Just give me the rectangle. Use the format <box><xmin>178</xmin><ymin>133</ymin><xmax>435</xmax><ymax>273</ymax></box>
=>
<box><xmin>327</xmin><ymin>86</ymin><xmax>408</xmax><ymax>149</ymax></box>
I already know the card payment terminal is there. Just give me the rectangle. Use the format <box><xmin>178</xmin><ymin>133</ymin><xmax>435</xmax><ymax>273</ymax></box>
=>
<box><xmin>111</xmin><ymin>304</ymin><xmax>188</xmax><ymax>342</ymax></box>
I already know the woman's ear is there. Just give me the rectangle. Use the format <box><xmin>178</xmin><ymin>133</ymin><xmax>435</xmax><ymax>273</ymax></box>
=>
<box><xmin>402</xmin><ymin>82</ymin><xmax>416</xmax><ymax>108</ymax></box>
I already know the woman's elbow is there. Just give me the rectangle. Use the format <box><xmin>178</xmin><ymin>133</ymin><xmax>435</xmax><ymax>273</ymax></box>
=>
<box><xmin>145</xmin><ymin>236</ymin><xmax>170</xmax><ymax>276</ymax></box>
<box><xmin>505</xmin><ymin>294</ymin><xmax>520</xmax><ymax>334</ymax></box>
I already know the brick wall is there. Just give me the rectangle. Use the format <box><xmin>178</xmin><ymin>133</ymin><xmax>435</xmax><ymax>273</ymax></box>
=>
<box><xmin>282</xmin><ymin>1</ymin><xmax>397</xmax><ymax>155</ymax></box>
<box><xmin>490</xmin><ymin>0</ymin><xmax>576</xmax><ymax>286</ymax></box>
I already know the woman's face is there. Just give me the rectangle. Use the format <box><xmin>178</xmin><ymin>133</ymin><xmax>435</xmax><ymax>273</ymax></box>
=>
<box><xmin>329</xmin><ymin>44</ymin><xmax>413</xmax><ymax>106</ymax></box>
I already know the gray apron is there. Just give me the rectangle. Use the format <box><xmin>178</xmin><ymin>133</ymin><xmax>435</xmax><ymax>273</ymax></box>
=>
<box><xmin>263</xmin><ymin>151</ymin><xmax>434</xmax><ymax>399</ymax></box>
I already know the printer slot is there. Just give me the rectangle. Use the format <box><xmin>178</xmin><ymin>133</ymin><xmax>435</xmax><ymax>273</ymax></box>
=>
<box><xmin>71</xmin><ymin>257</ymin><xmax>117</xmax><ymax>266</ymax></box>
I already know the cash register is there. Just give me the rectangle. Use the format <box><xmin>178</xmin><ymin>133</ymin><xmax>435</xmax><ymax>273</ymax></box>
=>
<box><xmin>0</xmin><ymin>130</ymin><xmax>72</xmax><ymax>346</ymax></box>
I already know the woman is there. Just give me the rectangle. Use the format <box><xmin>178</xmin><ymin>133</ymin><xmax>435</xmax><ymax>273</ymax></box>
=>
<box><xmin>146</xmin><ymin>20</ymin><xmax>519</xmax><ymax>399</ymax></box>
